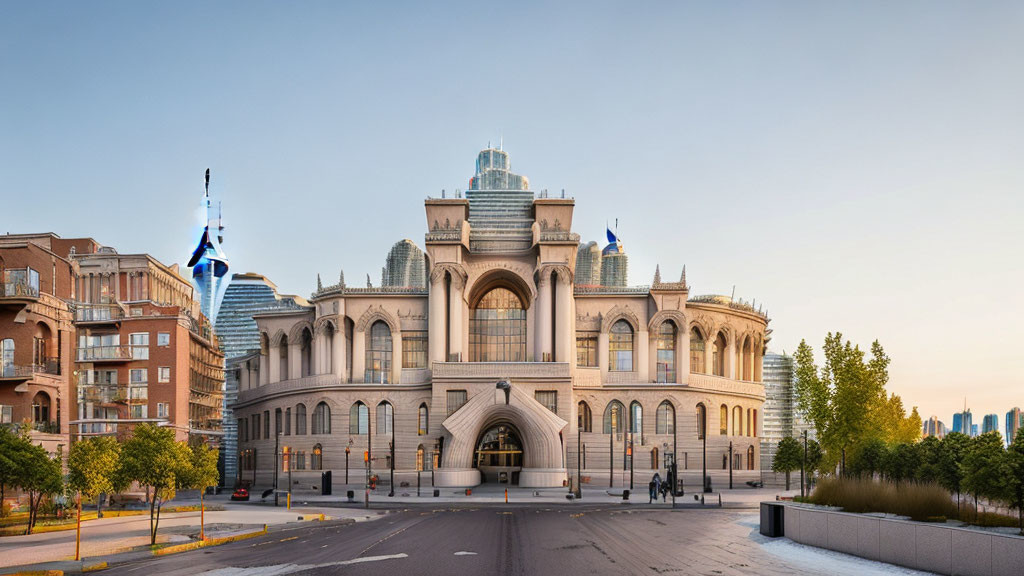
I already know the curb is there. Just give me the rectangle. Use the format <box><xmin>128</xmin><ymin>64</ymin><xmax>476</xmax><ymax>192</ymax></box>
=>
<box><xmin>152</xmin><ymin>525</ymin><xmax>269</xmax><ymax>556</ymax></box>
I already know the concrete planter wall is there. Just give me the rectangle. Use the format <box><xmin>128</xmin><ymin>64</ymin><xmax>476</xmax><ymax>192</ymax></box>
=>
<box><xmin>779</xmin><ymin>504</ymin><xmax>1024</xmax><ymax>576</ymax></box>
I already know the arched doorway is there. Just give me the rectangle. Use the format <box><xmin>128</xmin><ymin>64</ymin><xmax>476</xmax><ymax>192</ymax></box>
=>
<box><xmin>474</xmin><ymin>422</ymin><xmax>524</xmax><ymax>485</ymax></box>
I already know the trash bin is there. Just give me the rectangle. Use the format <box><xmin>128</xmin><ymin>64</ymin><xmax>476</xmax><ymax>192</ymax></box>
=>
<box><xmin>760</xmin><ymin>502</ymin><xmax>785</xmax><ymax>537</ymax></box>
<box><xmin>433</xmin><ymin>489</ymin><xmax>440</xmax><ymax>497</ymax></box>
<box><xmin>346</xmin><ymin>490</ymin><xmax>355</xmax><ymax>503</ymax></box>
<box><xmin>704</xmin><ymin>475</ymin><xmax>712</xmax><ymax>493</ymax></box>
<box><xmin>321</xmin><ymin>471</ymin><xmax>332</xmax><ymax>495</ymax></box>
<box><xmin>622</xmin><ymin>489</ymin><xmax>630</xmax><ymax>500</ymax></box>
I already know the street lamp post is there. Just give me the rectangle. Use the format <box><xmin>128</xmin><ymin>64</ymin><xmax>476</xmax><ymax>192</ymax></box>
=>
<box><xmin>801</xmin><ymin>430</ymin><xmax>808</xmax><ymax>499</ymax></box>
<box><xmin>388</xmin><ymin>404</ymin><xmax>395</xmax><ymax>497</ymax></box>
<box><xmin>609</xmin><ymin>408</ymin><xmax>616</xmax><ymax>488</ymax></box>
<box><xmin>702</xmin><ymin>409</ymin><xmax>709</xmax><ymax>493</ymax></box>
<box><xmin>274</xmin><ymin>433</ymin><xmax>281</xmax><ymax>507</ymax></box>
<box><xmin>729</xmin><ymin>441</ymin><xmax>733</xmax><ymax>490</ymax></box>
<box><xmin>577</xmin><ymin>410</ymin><xmax>583</xmax><ymax>499</ymax></box>
<box><xmin>345</xmin><ymin>445</ymin><xmax>350</xmax><ymax>485</ymax></box>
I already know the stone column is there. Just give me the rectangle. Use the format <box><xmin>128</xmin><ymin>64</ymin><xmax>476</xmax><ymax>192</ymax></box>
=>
<box><xmin>678</xmin><ymin>326</ymin><xmax>689</xmax><ymax>384</ymax></box>
<box><xmin>259</xmin><ymin>353</ymin><xmax>269</xmax><ymax>386</ymax></box>
<box><xmin>448</xmin><ymin>274</ymin><xmax>463</xmax><ymax>362</ymax></box>
<box><xmin>391</xmin><ymin>330</ymin><xmax>402</xmax><ymax>384</ymax></box>
<box><xmin>333</xmin><ymin>323</ymin><xmax>347</xmax><ymax>383</ymax></box>
<box><xmin>754</xmin><ymin>350</ymin><xmax>763</xmax><ymax>382</ymax></box>
<box><xmin>428</xmin><ymin>272</ymin><xmax>445</xmax><ymax>364</ymax></box>
<box><xmin>636</xmin><ymin>328</ymin><xmax>649</xmax><ymax>382</ymax></box>
<box><xmin>598</xmin><ymin>332</ymin><xmax>609</xmax><ymax>381</ymax></box>
<box><xmin>554</xmin><ymin>271</ymin><xmax>571</xmax><ymax>363</ymax></box>
<box><xmin>268</xmin><ymin>343</ymin><xmax>280</xmax><ymax>384</ymax></box>
<box><xmin>288</xmin><ymin>341</ymin><xmax>302</xmax><ymax>380</ymax></box>
<box><xmin>352</xmin><ymin>330</ymin><xmax>365</xmax><ymax>383</ymax></box>
<box><xmin>536</xmin><ymin>270</ymin><xmax>552</xmax><ymax>362</ymax></box>
<box><xmin>705</xmin><ymin>340</ymin><xmax>714</xmax><ymax>377</ymax></box>
<box><xmin>725</xmin><ymin>338</ymin><xmax>736</xmax><ymax>380</ymax></box>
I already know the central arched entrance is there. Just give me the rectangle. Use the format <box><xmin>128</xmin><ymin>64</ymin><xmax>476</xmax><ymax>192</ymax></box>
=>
<box><xmin>474</xmin><ymin>422</ymin><xmax>524</xmax><ymax>485</ymax></box>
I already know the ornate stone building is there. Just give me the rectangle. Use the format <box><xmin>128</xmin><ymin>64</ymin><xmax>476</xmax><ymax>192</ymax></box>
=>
<box><xmin>233</xmin><ymin>148</ymin><xmax>769</xmax><ymax>491</ymax></box>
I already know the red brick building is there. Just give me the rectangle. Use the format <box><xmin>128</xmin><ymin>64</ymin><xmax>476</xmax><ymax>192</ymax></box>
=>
<box><xmin>0</xmin><ymin>233</ymin><xmax>223</xmax><ymax>452</ymax></box>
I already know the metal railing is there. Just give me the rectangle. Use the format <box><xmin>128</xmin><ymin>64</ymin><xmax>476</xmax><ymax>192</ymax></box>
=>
<box><xmin>74</xmin><ymin>303</ymin><xmax>125</xmax><ymax>322</ymax></box>
<box><xmin>0</xmin><ymin>361</ymin><xmax>60</xmax><ymax>379</ymax></box>
<box><xmin>77</xmin><ymin>345</ymin><xmax>133</xmax><ymax>362</ymax></box>
<box><xmin>1</xmin><ymin>281</ymin><xmax>40</xmax><ymax>299</ymax></box>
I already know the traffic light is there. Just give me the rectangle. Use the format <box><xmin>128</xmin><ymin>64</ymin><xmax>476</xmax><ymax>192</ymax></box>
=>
<box><xmin>364</xmin><ymin>450</ymin><xmax>369</xmax><ymax>462</ymax></box>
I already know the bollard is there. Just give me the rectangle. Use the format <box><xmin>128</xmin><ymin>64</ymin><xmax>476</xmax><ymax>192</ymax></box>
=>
<box><xmin>287</xmin><ymin>493</ymin><xmax>291</xmax><ymax>510</ymax></box>
<box><xmin>505</xmin><ymin>488</ymin><xmax>508</xmax><ymax>503</ymax></box>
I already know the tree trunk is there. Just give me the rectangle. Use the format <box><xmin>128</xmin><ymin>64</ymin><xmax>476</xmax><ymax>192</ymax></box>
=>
<box><xmin>785</xmin><ymin>471</ymin><xmax>791</xmax><ymax>491</ymax></box>
<box><xmin>149</xmin><ymin>490</ymin><xmax>158</xmax><ymax>546</ymax></box>
<box><xmin>75</xmin><ymin>493</ymin><xmax>82</xmax><ymax>561</ymax></box>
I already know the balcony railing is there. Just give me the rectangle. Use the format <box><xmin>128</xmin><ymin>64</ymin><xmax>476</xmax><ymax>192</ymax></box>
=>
<box><xmin>77</xmin><ymin>345</ymin><xmax>133</xmax><ymax>362</ymax></box>
<box><xmin>79</xmin><ymin>384</ymin><xmax>125</xmax><ymax>404</ymax></box>
<box><xmin>1</xmin><ymin>281</ymin><xmax>40</xmax><ymax>299</ymax></box>
<box><xmin>74</xmin><ymin>304</ymin><xmax>125</xmax><ymax>322</ymax></box>
<box><xmin>0</xmin><ymin>360</ymin><xmax>61</xmax><ymax>379</ymax></box>
<box><xmin>32</xmin><ymin>421</ymin><xmax>61</xmax><ymax>434</ymax></box>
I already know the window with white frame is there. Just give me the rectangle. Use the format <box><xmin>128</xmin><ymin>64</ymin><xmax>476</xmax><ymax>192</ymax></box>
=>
<box><xmin>129</xmin><ymin>332</ymin><xmax>149</xmax><ymax>359</ymax></box>
<box><xmin>157</xmin><ymin>403</ymin><xmax>169</xmax><ymax>418</ymax></box>
<box><xmin>0</xmin><ymin>405</ymin><xmax>12</xmax><ymax>423</ymax></box>
<box><xmin>130</xmin><ymin>369</ymin><xmax>147</xmax><ymax>384</ymax></box>
<box><xmin>158</xmin><ymin>367</ymin><xmax>170</xmax><ymax>382</ymax></box>
<box><xmin>130</xmin><ymin>404</ymin><xmax>147</xmax><ymax>419</ymax></box>
<box><xmin>157</xmin><ymin>332</ymin><xmax>170</xmax><ymax>346</ymax></box>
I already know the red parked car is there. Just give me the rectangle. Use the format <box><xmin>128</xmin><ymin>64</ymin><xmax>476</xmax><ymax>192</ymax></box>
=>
<box><xmin>230</xmin><ymin>488</ymin><xmax>249</xmax><ymax>501</ymax></box>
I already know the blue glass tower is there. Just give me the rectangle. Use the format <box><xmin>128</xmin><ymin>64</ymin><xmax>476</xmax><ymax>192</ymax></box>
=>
<box><xmin>187</xmin><ymin>169</ymin><xmax>229</xmax><ymax>321</ymax></box>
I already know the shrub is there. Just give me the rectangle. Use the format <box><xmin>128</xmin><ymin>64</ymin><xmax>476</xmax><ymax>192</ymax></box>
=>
<box><xmin>809</xmin><ymin>476</ymin><xmax>957</xmax><ymax>521</ymax></box>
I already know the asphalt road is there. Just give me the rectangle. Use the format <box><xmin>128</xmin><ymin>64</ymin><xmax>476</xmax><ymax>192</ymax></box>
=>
<box><xmin>98</xmin><ymin>504</ymin><xmax>928</xmax><ymax>576</ymax></box>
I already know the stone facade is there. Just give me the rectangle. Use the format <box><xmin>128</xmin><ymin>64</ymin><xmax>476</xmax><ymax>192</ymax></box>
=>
<box><xmin>232</xmin><ymin>148</ymin><xmax>769</xmax><ymax>491</ymax></box>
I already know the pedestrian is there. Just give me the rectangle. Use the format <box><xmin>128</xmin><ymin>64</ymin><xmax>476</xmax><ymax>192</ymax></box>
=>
<box><xmin>661</xmin><ymin>481</ymin><xmax>669</xmax><ymax>502</ymax></box>
<box><xmin>648</xmin><ymin>479</ymin><xmax>657</xmax><ymax>503</ymax></box>
<box><xmin>651</xmin><ymin>473</ymin><xmax>662</xmax><ymax>503</ymax></box>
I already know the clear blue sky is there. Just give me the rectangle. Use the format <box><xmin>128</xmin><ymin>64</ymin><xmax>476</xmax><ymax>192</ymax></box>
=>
<box><xmin>2</xmin><ymin>1</ymin><xmax>1022</xmax><ymax>429</ymax></box>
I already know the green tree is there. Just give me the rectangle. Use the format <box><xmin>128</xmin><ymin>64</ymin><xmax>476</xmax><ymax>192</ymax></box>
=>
<box><xmin>962</xmin><ymin>431</ymin><xmax>1010</xmax><ymax>521</ymax></box>
<box><xmin>120</xmin><ymin>424</ymin><xmax>189</xmax><ymax>545</ymax></box>
<box><xmin>1007</xmin><ymin>428</ymin><xmax>1024</xmax><ymax>534</ymax></box>
<box><xmin>68</xmin><ymin>437</ymin><xmax>123</xmax><ymax>559</ymax></box>
<box><xmin>916</xmin><ymin>435</ymin><xmax>944</xmax><ymax>484</ymax></box>
<box><xmin>793</xmin><ymin>335</ymin><xmax>889</xmax><ymax>473</ymax></box>
<box><xmin>939</xmin><ymin>432</ymin><xmax>970</xmax><ymax>515</ymax></box>
<box><xmin>177</xmin><ymin>441</ymin><xmax>220</xmax><ymax>540</ymax></box>
<box><xmin>18</xmin><ymin>442</ymin><xmax>63</xmax><ymax>534</ymax></box>
<box><xmin>850</xmin><ymin>438</ymin><xmax>888</xmax><ymax>478</ymax></box>
<box><xmin>0</xmin><ymin>426</ymin><xmax>28</xmax><ymax>517</ymax></box>
<box><xmin>884</xmin><ymin>442</ymin><xmax>922</xmax><ymax>485</ymax></box>
<box><xmin>772</xmin><ymin>437</ymin><xmax>802</xmax><ymax>490</ymax></box>
<box><xmin>804</xmin><ymin>439</ymin><xmax>824</xmax><ymax>492</ymax></box>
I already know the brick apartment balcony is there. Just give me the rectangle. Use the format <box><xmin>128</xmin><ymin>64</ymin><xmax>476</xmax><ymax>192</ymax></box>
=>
<box><xmin>77</xmin><ymin>345</ymin><xmax>134</xmax><ymax>362</ymax></box>
<box><xmin>74</xmin><ymin>303</ymin><xmax>125</xmax><ymax>324</ymax></box>
<box><xmin>0</xmin><ymin>359</ymin><xmax>61</xmax><ymax>382</ymax></box>
<box><xmin>0</xmin><ymin>281</ymin><xmax>40</xmax><ymax>307</ymax></box>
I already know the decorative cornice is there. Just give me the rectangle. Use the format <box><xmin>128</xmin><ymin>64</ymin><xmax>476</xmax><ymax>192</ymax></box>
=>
<box><xmin>354</xmin><ymin>304</ymin><xmax>400</xmax><ymax>333</ymax></box>
<box><xmin>600</xmin><ymin>304</ymin><xmax>641</xmax><ymax>333</ymax></box>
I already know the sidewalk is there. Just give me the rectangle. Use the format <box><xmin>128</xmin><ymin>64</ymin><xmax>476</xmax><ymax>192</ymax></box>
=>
<box><xmin>271</xmin><ymin>482</ymin><xmax>800</xmax><ymax>507</ymax></box>
<box><xmin>0</xmin><ymin>500</ymin><xmax>382</xmax><ymax>571</ymax></box>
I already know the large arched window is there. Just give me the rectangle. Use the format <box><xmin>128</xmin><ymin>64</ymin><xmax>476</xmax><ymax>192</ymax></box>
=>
<box><xmin>295</xmin><ymin>403</ymin><xmax>307</xmax><ymax>435</ymax></box>
<box><xmin>349</xmin><ymin>401</ymin><xmax>369</xmax><ymax>435</ymax></box>
<box><xmin>733</xmin><ymin>406</ymin><xmax>743</xmax><ymax>436</ymax></box>
<box><xmin>417</xmin><ymin>445</ymin><xmax>426</xmax><ymax>471</ymax></box>
<box><xmin>365</xmin><ymin>321</ymin><xmax>392</xmax><ymax>384</ymax></box>
<box><xmin>696</xmin><ymin>403</ymin><xmax>707</xmax><ymax>439</ymax></box>
<box><xmin>418</xmin><ymin>403</ymin><xmax>428</xmax><ymax>436</ymax></box>
<box><xmin>629</xmin><ymin>401</ymin><xmax>643</xmax><ymax>435</ymax></box>
<box><xmin>603</xmin><ymin>400</ymin><xmax>624</xmax><ymax>434</ymax></box>
<box><xmin>578</xmin><ymin>401</ymin><xmax>592</xmax><ymax>432</ymax></box>
<box><xmin>741</xmin><ymin>337</ymin><xmax>753</xmax><ymax>381</ymax></box>
<box><xmin>312</xmin><ymin>401</ymin><xmax>331</xmax><ymax>434</ymax></box>
<box><xmin>655</xmin><ymin>322</ymin><xmax>676</xmax><ymax>383</ymax></box>
<box><xmin>719</xmin><ymin>404</ymin><xmax>728</xmax><ymax>435</ymax></box>
<box><xmin>747</xmin><ymin>445</ymin><xmax>755</xmax><ymax>470</ymax></box>
<box><xmin>32</xmin><ymin>392</ymin><xmax>50</xmax><ymax>423</ymax></box>
<box><xmin>469</xmin><ymin>287</ymin><xmax>526</xmax><ymax>362</ymax></box>
<box><xmin>656</xmin><ymin>401</ymin><xmax>674</xmax><ymax>435</ymax></box>
<box><xmin>279</xmin><ymin>334</ymin><xmax>289</xmax><ymax>381</ymax></box>
<box><xmin>712</xmin><ymin>332</ymin><xmax>727</xmax><ymax>377</ymax></box>
<box><xmin>609</xmin><ymin>320</ymin><xmax>634</xmax><ymax>372</ymax></box>
<box><xmin>376</xmin><ymin>401</ymin><xmax>393</xmax><ymax>434</ymax></box>
<box><xmin>689</xmin><ymin>328</ymin><xmax>705</xmax><ymax>374</ymax></box>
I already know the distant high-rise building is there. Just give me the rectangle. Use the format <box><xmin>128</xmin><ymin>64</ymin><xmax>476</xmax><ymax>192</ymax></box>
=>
<box><xmin>760</xmin><ymin>352</ymin><xmax>794</xmax><ymax>472</ymax></box>
<box><xmin>187</xmin><ymin>170</ymin><xmax>229</xmax><ymax>322</ymax></box>
<box><xmin>982</xmin><ymin>414</ymin><xmax>999</xmax><ymax>435</ymax></box>
<box><xmin>971</xmin><ymin>424</ymin><xmax>979</xmax><ymax>437</ymax></box>
<box><xmin>599</xmin><ymin>227</ymin><xmax>628</xmax><ymax>287</ymax></box>
<box><xmin>215</xmin><ymin>273</ymin><xmax>308</xmax><ymax>484</ymax></box>
<box><xmin>381</xmin><ymin>240</ymin><xmax>427</xmax><ymax>288</ymax></box>
<box><xmin>953</xmin><ymin>409</ymin><xmax>973</xmax><ymax>436</ymax></box>
<box><xmin>923</xmin><ymin>416</ymin><xmax>947</xmax><ymax>439</ymax></box>
<box><xmin>1007</xmin><ymin>407</ymin><xmax>1023</xmax><ymax>444</ymax></box>
<box><xmin>575</xmin><ymin>241</ymin><xmax>602</xmax><ymax>285</ymax></box>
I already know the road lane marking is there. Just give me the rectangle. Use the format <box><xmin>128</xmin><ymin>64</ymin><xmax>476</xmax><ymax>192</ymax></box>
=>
<box><xmin>280</xmin><ymin>536</ymin><xmax>298</xmax><ymax>542</ymax></box>
<box><xmin>197</xmin><ymin>554</ymin><xmax>409</xmax><ymax>576</ymax></box>
<box><xmin>454</xmin><ymin>551</ymin><xmax>478</xmax><ymax>556</ymax></box>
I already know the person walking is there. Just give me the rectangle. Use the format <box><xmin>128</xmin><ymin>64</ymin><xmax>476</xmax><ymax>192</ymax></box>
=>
<box><xmin>651</xmin><ymin>473</ymin><xmax>662</xmax><ymax>503</ymax></box>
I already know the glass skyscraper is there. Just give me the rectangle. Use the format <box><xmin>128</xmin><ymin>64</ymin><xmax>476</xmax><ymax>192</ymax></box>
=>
<box><xmin>214</xmin><ymin>273</ymin><xmax>307</xmax><ymax>484</ymax></box>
